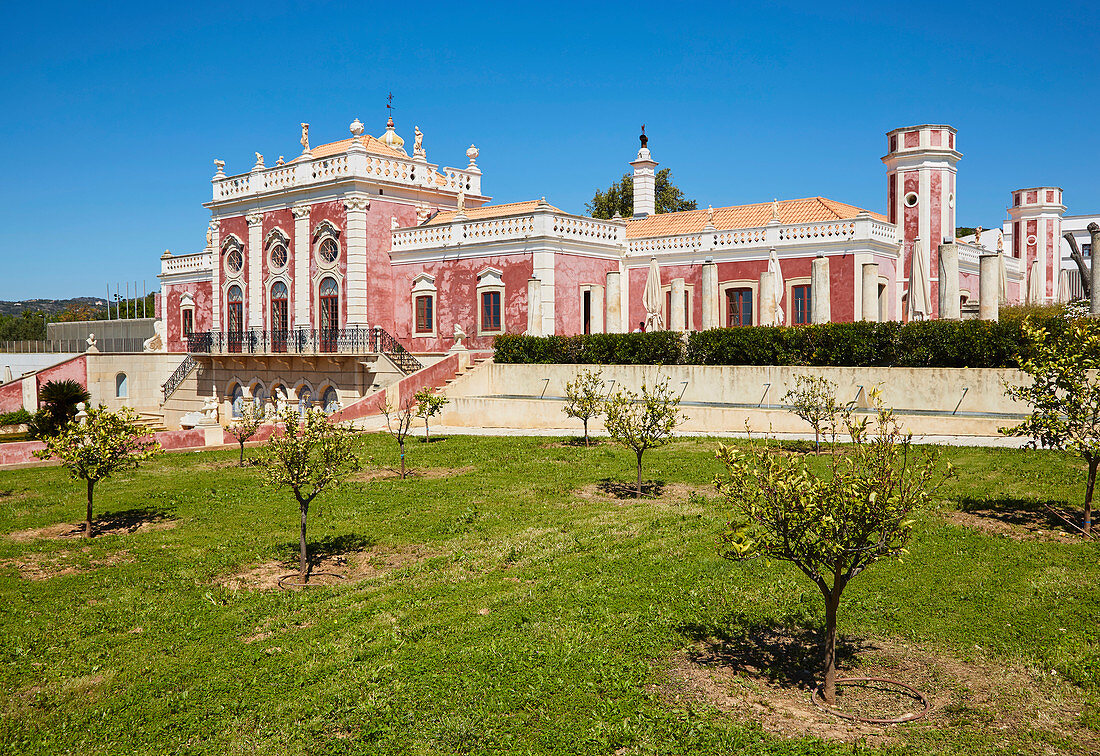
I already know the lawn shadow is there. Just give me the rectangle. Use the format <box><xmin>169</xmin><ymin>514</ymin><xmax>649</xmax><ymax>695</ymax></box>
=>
<box><xmin>277</xmin><ymin>532</ymin><xmax>378</xmax><ymax>573</ymax></box>
<box><xmin>418</xmin><ymin>437</ymin><xmax>448</xmax><ymax>444</ymax></box>
<box><xmin>561</xmin><ymin>437</ymin><xmax>606</xmax><ymax>448</ymax></box>
<box><xmin>677</xmin><ymin>617</ymin><xmax>868</xmax><ymax>690</ymax></box>
<box><xmin>595</xmin><ymin>477</ymin><xmax>665</xmax><ymax>499</ymax></box>
<box><xmin>955</xmin><ymin>496</ymin><xmax>1081</xmax><ymax>537</ymax></box>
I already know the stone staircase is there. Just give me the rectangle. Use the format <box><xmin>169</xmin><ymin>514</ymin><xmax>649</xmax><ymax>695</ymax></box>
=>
<box><xmin>133</xmin><ymin>410</ymin><xmax>168</xmax><ymax>434</ymax></box>
<box><xmin>438</xmin><ymin>356</ymin><xmax>491</xmax><ymax>394</ymax></box>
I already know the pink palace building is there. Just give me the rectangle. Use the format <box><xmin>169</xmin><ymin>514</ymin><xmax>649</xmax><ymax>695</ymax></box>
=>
<box><xmin>157</xmin><ymin>115</ymin><xmax>1050</xmax><ymax>416</ymax></box>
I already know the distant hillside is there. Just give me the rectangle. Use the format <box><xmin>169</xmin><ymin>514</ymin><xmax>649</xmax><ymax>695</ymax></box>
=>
<box><xmin>0</xmin><ymin>297</ymin><xmax>108</xmax><ymax>316</ymax></box>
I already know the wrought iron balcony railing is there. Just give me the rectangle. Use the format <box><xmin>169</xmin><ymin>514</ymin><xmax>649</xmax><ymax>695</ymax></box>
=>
<box><xmin>187</xmin><ymin>327</ymin><xmax>423</xmax><ymax>373</ymax></box>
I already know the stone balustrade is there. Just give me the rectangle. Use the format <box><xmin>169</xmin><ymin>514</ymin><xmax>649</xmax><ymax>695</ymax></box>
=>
<box><xmin>212</xmin><ymin>149</ymin><xmax>481</xmax><ymax>202</ymax></box>
<box><xmin>391</xmin><ymin>207</ymin><xmax>624</xmax><ymax>252</ymax></box>
<box><xmin>160</xmin><ymin>252</ymin><xmax>212</xmax><ymax>276</ymax></box>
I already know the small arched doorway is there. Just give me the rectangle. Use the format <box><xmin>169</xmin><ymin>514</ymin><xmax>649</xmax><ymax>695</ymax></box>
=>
<box><xmin>271</xmin><ymin>281</ymin><xmax>288</xmax><ymax>352</ymax></box>
<box><xmin>319</xmin><ymin>277</ymin><xmax>339</xmax><ymax>352</ymax></box>
<box><xmin>227</xmin><ymin>285</ymin><xmax>244</xmax><ymax>352</ymax></box>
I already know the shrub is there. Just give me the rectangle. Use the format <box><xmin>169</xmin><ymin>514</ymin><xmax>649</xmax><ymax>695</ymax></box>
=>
<box><xmin>0</xmin><ymin>408</ymin><xmax>33</xmax><ymax>427</ymax></box>
<box><xmin>494</xmin><ymin>333</ymin><xmax>684</xmax><ymax>365</ymax></box>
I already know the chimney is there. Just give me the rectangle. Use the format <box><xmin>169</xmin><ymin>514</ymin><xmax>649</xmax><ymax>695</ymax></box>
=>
<box><xmin>630</xmin><ymin>125</ymin><xmax>658</xmax><ymax>218</ymax></box>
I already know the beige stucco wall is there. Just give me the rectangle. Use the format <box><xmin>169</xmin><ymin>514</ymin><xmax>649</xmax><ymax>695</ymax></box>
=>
<box><xmin>86</xmin><ymin>353</ymin><xmax>183</xmax><ymax>414</ymax></box>
<box><xmin>439</xmin><ymin>363</ymin><xmax>1030</xmax><ymax>437</ymax></box>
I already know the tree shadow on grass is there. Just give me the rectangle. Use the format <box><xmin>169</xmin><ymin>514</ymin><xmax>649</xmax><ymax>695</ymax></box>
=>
<box><xmin>91</xmin><ymin>507</ymin><xmax>174</xmax><ymax>536</ymax></box>
<box><xmin>277</xmin><ymin>532</ymin><xmax>377</xmax><ymax>573</ymax></box>
<box><xmin>677</xmin><ymin>616</ymin><xmax>869</xmax><ymax>690</ymax></box>
<box><xmin>561</xmin><ymin>437</ymin><xmax>606</xmax><ymax>448</ymax></box>
<box><xmin>955</xmin><ymin>496</ymin><xmax>1081</xmax><ymax>536</ymax></box>
<box><xmin>418</xmin><ymin>437</ymin><xmax>448</xmax><ymax>444</ymax></box>
<box><xmin>595</xmin><ymin>477</ymin><xmax>665</xmax><ymax>499</ymax></box>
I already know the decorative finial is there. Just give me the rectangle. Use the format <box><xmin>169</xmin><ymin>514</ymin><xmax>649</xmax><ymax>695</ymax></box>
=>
<box><xmin>639</xmin><ymin>123</ymin><xmax>647</xmax><ymax>149</ymax></box>
<box><xmin>300</xmin><ymin>123</ymin><xmax>310</xmax><ymax>153</ymax></box>
<box><xmin>213</xmin><ymin>159</ymin><xmax>225</xmax><ymax>177</ymax></box>
<box><xmin>253</xmin><ymin>152</ymin><xmax>264</xmax><ymax>170</ymax></box>
<box><xmin>466</xmin><ymin>144</ymin><xmax>479</xmax><ymax>167</ymax></box>
<box><xmin>350</xmin><ymin>118</ymin><xmax>364</xmax><ymax>137</ymax></box>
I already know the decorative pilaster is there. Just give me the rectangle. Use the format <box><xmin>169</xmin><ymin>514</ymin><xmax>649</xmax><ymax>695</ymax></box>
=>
<box><xmin>246</xmin><ymin>212</ymin><xmax>263</xmax><ymax>329</ymax></box>
<box><xmin>937</xmin><ymin>243</ymin><xmax>961</xmax><ymax>319</ymax></box>
<box><xmin>605</xmin><ymin>271</ymin><xmax>622</xmax><ymax>333</ymax></box>
<box><xmin>291</xmin><ymin>204</ymin><xmax>311</xmax><ymax>328</ymax></box>
<box><xmin>343</xmin><ymin>193</ymin><xmax>370</xmax><ymax>326</ymax></box>
<box><xmin>590</xmin><ymin>285</ymin><xmax>605</xmax><ymax>334</ymax></box>
<box><xmin>811</xmin><ymin>256</ymin><xmax>830</xmax><ymax>324</ymax></box>
<box><xmin>701</xmin><ymin>260</ymin><xmax>718</xmax><ymax>330</ymax></box>
<box><xmin>861</xmin><ymin>263</ymin><xmax>879</xmax><ymax>322</ymax></box>
<box><xmin>209</xmin><ymin>220</ymin><xmax>221</xmax><ymax>331</ymax></box>
<box><xmin>670</xmin><ymin>278</ymin><xmax>686</xmax><ymax>331</ymax></box>
<box><xmin>979</xmin><ymin>254</ymin><xmax>1000</xmax><ymax>321</ymax></box>
<box><xmin>527</xmin><ymin>278</ymin><xmax>542</xmax><ymax>336</ymax></box>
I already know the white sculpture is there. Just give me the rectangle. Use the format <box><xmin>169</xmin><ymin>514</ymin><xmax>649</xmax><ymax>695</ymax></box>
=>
<box><xmin>450</xmin><ymin>323</ymin><xmax>467</xmax><ymax>351</ymax></box>
<box><xmin>85</xmin><ymin>333</ymin><xmax>99</xmax><ymax>353</ymax></box>
<box><xmin>300</xmin><ymin>122</ymin><xmax>310</xmax><ymax>152</ymax></box>
<box><xmin>456</xmin><ymin>190</ymin><xmax>466</xmax><ymax>213</ymax></box>
<box><xmin>997</xmin><ymin>229</ymin><xmax>1004</xmax><ymax>252</ymax></box>
<box><xmin>213</xmin><ymin>159</ymin><xmax>225</xmax><ymax>176</ymax></box>
<box><xmin>253</xmin><ymin>152</ymin><xmax>264</xmax><ymax>169</ymax></box>
<box><xmin>413</xmin><ymin>126</ymin><xmax>424</xmax><ymax>156</ymax></box>
<box><xmin>771</xmin><ymin>198</ymin><xmax>780</xmax><ymax>221</ymax></box>
<box><xmin>142</xmin><ymin>320</ymin><xmax>166</xmax><ymax>353</ymax></box>
<box><xmin>974</xmin><ymin>226</ymin><xmax>984</xmax><ymax>248</ymax></box>
<box><xmin>276</xmin><ymin>155</ymin><xmax>284</xmax><ymax>166</ymax></box>
<box><xmin>202</xmin><ymin>397</ymin><xmax>219</xmax><ymax>422</ymax></box>
<box><xmin>391</xmin><ymin>216</ymin><xmax>399</xmax><ymax>230</ymax></box>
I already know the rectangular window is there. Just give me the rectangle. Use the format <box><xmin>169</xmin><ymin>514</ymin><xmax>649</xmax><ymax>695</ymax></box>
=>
<box><xmin>481</xmin><ymin>291</ymin><xmax>501</xmax><ymax>332</ymax></box>
<box><xmin>1013</xmin><ymin>222</ymin><xmax>1021</xmax><ymax>257</ymax></box>
<box><xmin>182</xmin><ymin>309</ymin><xmax>194</xmax><ymax>336</ymax></box>
<box><xmin>1084</xmin><ymin>244</ymin><xmax>1093</xmax><ymax>259</ymax></box>
<box><xmin>793</xmin><ymin>285</ymin><xmax>811</xmax><ymax>325</ymax></box>
<box><xmin>725</xmin><ymin>288</ymin><xmax>752</xmax><ymax>326</ymax></box>
<box><xmin>415</xmin><ymin>295</ymin><xmax>433</xmax><ymax>333</ymax></box>
<box><xmin>583</xmin><ymin>290</ymin><xmax>591</xmax><ymax>335</ymax></box>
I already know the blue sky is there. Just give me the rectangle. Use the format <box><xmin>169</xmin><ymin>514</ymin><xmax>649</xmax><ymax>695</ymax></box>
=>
<box><xmin>2</xmin><ymin>0</ymin><xmax>1097</xmax><ymax>299</ymax></box>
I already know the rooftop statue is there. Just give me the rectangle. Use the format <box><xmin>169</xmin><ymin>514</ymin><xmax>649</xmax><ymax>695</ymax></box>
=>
<box><xmin>300</xmin><ymin>123</ymin><xmax>310</xmax><ymax>152</ymax></box>
<box><xmin>413</xmin><ymin>126</ymin><xmax>424</xmax><ymax>156</ymax></box>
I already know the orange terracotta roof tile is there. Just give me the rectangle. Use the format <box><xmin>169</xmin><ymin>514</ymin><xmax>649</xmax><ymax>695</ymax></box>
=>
<box><xmin>625</xmin><ymin>197</ymin><xmax>887</xmax><ymax>239</ymax></box>
<box><xmin>424</xmin><ymin>200</ymin><xmax>565</xmax><ymax>226</ymax></box>
<box><xmin>295</xmin><ymin>134</ymin><xmax>408</xmax><ymax>161</ymax></box>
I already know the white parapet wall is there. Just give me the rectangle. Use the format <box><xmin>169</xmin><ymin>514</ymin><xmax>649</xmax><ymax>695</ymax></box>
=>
<box><xmin>439</xmin><ymin>363</ymin><xmax>1031</xmax><ymax>437</ymax></box>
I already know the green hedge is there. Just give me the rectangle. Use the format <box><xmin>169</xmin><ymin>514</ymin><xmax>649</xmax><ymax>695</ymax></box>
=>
<box><xmin>493</xmin><ymin>315</ymin><xmax>1069</xmax><ymax>368</ymax></box>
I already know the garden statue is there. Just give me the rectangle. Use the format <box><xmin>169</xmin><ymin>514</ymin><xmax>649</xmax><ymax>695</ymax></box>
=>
<box><xmin>300</xmin><ymin>122</ymin><xmax>310</xmax><ymax>152</ymax></box>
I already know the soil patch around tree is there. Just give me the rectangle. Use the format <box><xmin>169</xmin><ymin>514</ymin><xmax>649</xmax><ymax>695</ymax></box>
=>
<box><xmin>943</xmin><ymin>497</ymin><xmax>1086</xmax><ymax>543</ymax></box>
<box><xmin>351</xmin><ymin>465</ymin><xmax>474</xmax><ymax>482</ymax></box>
<box><xmin>576</xmin><ymin>480</ymin><xmax>713</xmax><ymax>503</ymax></box>
<box><xmin>5</xmin><ymin>508</ymin><xmax>176</xmax><ymax>542</ymax></box>
<box><xmin>657</xmin><ymin>626</ymin><xmax>1094</xmax><ymax>751</ymax></box>
<box><xmin>218</xmin><ymin>537</ymin><xmax>433</xmax><ymax>591</ymax></box>
<box><xmin>2</xmin><ymin>547</ymin><xmax>134</xmax><ymax>581</ymax></box>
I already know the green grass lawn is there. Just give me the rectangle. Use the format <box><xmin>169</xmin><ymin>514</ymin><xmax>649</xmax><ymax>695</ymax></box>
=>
<box><xmin>0</xmin><ymin>434</ymin><xmax>1097</xmax><ymax>755</ymax></box>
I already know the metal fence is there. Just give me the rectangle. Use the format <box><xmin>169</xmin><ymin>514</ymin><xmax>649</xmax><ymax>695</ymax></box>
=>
<box><xmin>0</xmin><ymin>338</ymin><xmax>148</xmax><ymax>353</ymax></box>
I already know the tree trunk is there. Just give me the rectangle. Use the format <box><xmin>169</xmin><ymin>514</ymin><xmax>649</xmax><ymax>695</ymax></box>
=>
<box><xmin>239</xmin><ymin>441</ymin><xmax>245</xmax><ymax>466</ymax></box>
<box><xmin>399</xmin><ymin>440</ymin><xmax>406</xmax><ymax>479</ymax></box>
<box><xmin>583</xmin><ymin>418</ymin><xmax>589</xmax><ymax>447</ymax></box>
<box><xmin>823</xmin><ymin>589</ymin><xmax>840</xmax><ymax>704</ymax></box>
<box><xmin>636</xmin><ymin>450</ymin><xmax>644</xmax><ymax>498</ymax></box>
<box><xmin>425</xmin><ymin>416</ymin><xmax>430</xmax><ymax>442</ymax></box>
<box><xmin>299</xmin><ymin>502</ymin><xmax>309</xmax><ymax>583</ymax></box>
<box><xmin>1084</xmin><ymin>456</ymin><xmax>1097</xmax><ymax>536</ymax></box>
<box><xmin>85</xmin><ymin>479</ymin><xmax>94</xmax><ymax>538</ymax></box>
<box><xmin>814</xmin><ymin>428</ymin><xmax>820</xmax><ymax>455</ymax></box>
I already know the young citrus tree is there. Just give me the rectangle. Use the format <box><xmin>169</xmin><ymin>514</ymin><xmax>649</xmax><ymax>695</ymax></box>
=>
<box><xmin>226</xmin><ymin>401</ymin><xmax>265</xmax><ymax>466</ymax></box>
<box><xmin>1002</xmin><ymin>317</ymin><xmax>1100</xmax><ymax>534</ymax></box>
<box><xmin>562</xmin><ymin>366</ymin><xmax>605</xmax><ymax>447</ymax></box>
<box><xmin>413</xmin><ymin>388</ymin><xmax>448</xmax><ymax>442</ymax></box>
<box><xmin>34</xmin><ymin>405</ymin><xmax>162</xmax><ymax>537</ymax></box>
<box><xmin>603</xmin><ymin>374</ymin><xmax>684</xmax><ymax>497</ymax></box>
<box><xmin>382</xmin><ymin>398</ymin><xmax>415</xmax><ymax>478</ymax></box>
<box><xmin>259</xmin><ymin>407</ymin><xmax>361</xmax><ymax>583</ymax></box>
<box><xmin>716</xmin><ymin>392</ymin><xmax>946</xmax><ymax>704</ymax></box>
<box><xmin>782</xmin><ymin>374</ymin><xmax>842</xmax><ymax>453</ymax></box>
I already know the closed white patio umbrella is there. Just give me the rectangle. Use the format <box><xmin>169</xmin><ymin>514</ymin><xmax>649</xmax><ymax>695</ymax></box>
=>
<box><xmin>997</xmin><ymin>250</ymin><xmax>1008</xmax><ymax>303</ymax></box>
<box><xmin>642</xmin><ymin>257</ymin><xmax>664</xmax><ymax>331</ymax></box>
<box><xmin>1027</xmin><ymin>260</ymin><xmax>1045</xmax><ymax>304</ymax></box>
<box><xmin>767</xmin><ymin>249</ymin><xmax>784</xmax><ymax>326</ymax></box>
<box><xmin>907</xmin><ymin>239</ymin><xmax>931</xmax><ymax>320</ymax></box>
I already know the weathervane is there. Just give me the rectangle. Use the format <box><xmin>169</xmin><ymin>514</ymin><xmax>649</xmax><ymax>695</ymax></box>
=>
<box><xmin>386</xmin><ymin>92</ymin><xmax>394</xmax><ymax>116</ymax></box>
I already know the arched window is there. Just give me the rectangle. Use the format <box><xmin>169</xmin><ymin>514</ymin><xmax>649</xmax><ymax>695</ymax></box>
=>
<box><xmin>318</xmin><ymin>238</ymin><xmax>339</xmax><ymax>264</ymax></box>
<box><xmin>230</xmin><ymin>383</ymin><xmax>245</xmax><ymax>418</ymax></box>
<box><xmin>319</xmin><ymin>277</ymin><xmax>339</xmax><ymax>352</ymax></box>
<box><xmin>270</xmin><ymin>281</ymin><xmax>288</xmax><ymax>352</ymax></box>
<box><xmin>251</xmin><ymin>383</ymin><xmax>267</xmax><ymax>412</ymax></box>
<box><xmin>322</xmin><ymin>386</ymin><xmax>340</xmax><ymax>414</ymax></box>
<box><xmin>227</xmin><ymin>285</ymin><xmax>244</xmax><ymax>352</ymax></box>
<box><xmin>115</xmin><ymin>373</ymin><xmax>128</xmax><ymax>398</ymax></box>
<box><xmin>269</xmin><ymin>243</ymin><xmax>288</xmax><ymax>271</ymax></box>
<box><xmin>297</xmin><ymin>386</ymin><xmax>313</xmax><ymax>417</ymax></box>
